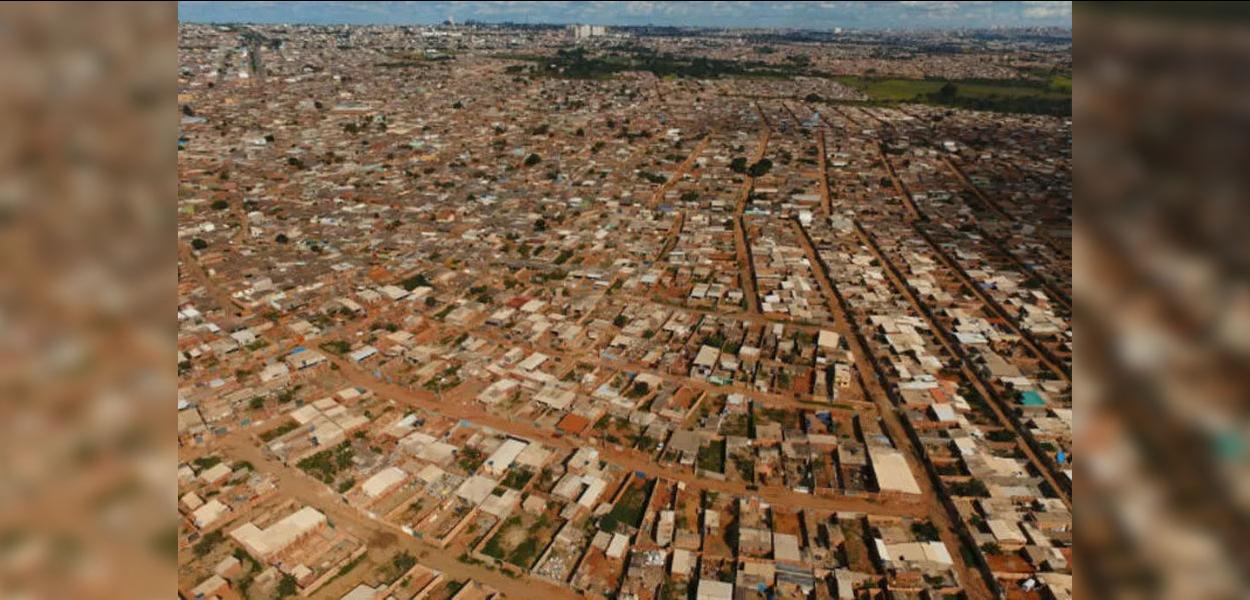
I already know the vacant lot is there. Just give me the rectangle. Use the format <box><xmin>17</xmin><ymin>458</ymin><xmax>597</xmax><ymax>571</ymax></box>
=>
<box><xmin>481</xmin><ymin>511</ymin><xmax>561</xmax><ymax>569</ymax></box>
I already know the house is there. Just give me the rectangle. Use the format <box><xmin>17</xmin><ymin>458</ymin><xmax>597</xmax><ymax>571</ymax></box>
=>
<box><xmin>229</xmin><ymin>506</ymin><xmax>327</xmax><ymax>561</ymax></box>
<box><xmin>342</xmin><ymin>583</ymin><xmax>383</xmax><ymax>600</ymax></box>
<box><xmin>285</xmin><ymin>347</ymin><xmax>328</xmax><ymax>370</ymax></box>
<box><xmin>696</xmin><ymin>579</ymin><xmax>733</xmax><ymax>600</ymax></box>
<box><xmin>484</xmin><ymin>438</ymin><xmax>528</xmax><ymax>476</ymax></box>
<box><xmin>818</xmin><ymin>330</ymin><xmax>841</xmax><ymax>350</ymax></box>
<box><xmin>200</xmin><ymin>461</ymin><xmax>233</xmax><ymax>485</ymax></box>
<box><xmin>534</xmin><ymin>384</ymin><xmax>576</xmax><ymax>411</ymax></box>
<box><xmin>518</xmin><ymin>352</ymin><xmax>549</xmax><ymax>372</ymax></box>
<box><xmin>348</xmin><ymin>345</ymin><xmax>378</xmax><ymax>363</ymax></box>
<box><xmin>868</xmin><ymin>446</ymin><xmax>921</xmax><ymax>495</ymax></box>
<box><xmin>692</xmin><ymin>345</ymin><xmax>720</xmax><ymax>377</ymax></box>
<box><xmin>361</xmin><ymin>466</ymin><xmax>407</xmax><ymax>499</ymax></box>
<box><xmin>379</xmin><ymin>285</ymin><xmax>410</xmax><ymax>301</ymax></box>
<box><xmin>192</xmin><ymin>499</ymin><xmax>230</xmax><ymax>529</ymax></box>
<box><xmin>259</xmin><ymin>362</ymin><xmax>291</xmax><ymax>383</ymax></box>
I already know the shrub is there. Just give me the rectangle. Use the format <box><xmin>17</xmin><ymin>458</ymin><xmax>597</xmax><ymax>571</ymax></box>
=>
<box><xmin>277</xmin><ymin>573</ymin><xmax>298</xmax><ymax>598</ymax></box>
<box><xmin>401</xmin><ymin>273</ymin><xmax>430</xmax><ymax>290</ymax></box>
<box><xmin>193</xmin><ymin>530</ymin><xmax>223</xmax><ymax>556</ymax></box>
<box><xmin>747</xmin><ymin>158</ymin><xmax>773</xmax><ymax>177</ymax></box>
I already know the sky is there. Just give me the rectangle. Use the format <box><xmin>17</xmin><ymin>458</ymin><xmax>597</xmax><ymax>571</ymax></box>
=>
<box><xmin>178</xmin><ymin>1</ymin><xmax>1072</xmax><ymax>30</ymax></box>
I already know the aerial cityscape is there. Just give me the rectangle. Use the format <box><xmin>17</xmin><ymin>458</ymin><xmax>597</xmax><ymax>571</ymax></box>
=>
<box><xmin>177</xmin><ymin>4</ymin><xmax>1072</xmax><ymax>600</ymax></box>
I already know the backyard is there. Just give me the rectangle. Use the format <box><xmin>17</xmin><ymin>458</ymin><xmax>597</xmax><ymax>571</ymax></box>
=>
<box><xmin>481</xmin><ymin>511</ymin><xmax>561</xmax><ymax>569</ymax></box>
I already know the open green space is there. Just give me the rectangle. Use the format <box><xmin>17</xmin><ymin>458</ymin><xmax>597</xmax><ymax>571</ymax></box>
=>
<box><xmin>831</xmin><ymin>75</ymin><xmax>1070</xmax><ymax>116</ymax></box>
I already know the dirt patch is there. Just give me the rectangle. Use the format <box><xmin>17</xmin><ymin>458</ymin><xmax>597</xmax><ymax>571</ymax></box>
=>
<box><xmin>370</xmin><ymin>530</ymin><xmax>398</xmax><ymax>547</ymax></box>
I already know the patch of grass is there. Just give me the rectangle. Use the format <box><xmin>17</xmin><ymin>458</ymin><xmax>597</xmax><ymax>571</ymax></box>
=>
<box><xmin>193</xmin><ymin>530</ymin><xmax>223</xmax><ymax>557</ymax></box>
<box><xmin>192</xmin><ymin>455</ymin><xmax>222</xmax><ymax>471</ymax></box>
<box><xmin>732</xmin><ymin>455</ymin><xmax>754</xmax><ymax>482</ymax></box>
<box><xmin>506</xmin><ymin>537</ymin><xmax>540</xmax><ymax>568</ymax></box>
<box><xmin>388</xmin><ymin>551</ymin><xmax>417</xmax><ymax>580</ymax></box>
<box><xmin>911</xmin><ymin>521</ymin><xmax>941</xmax><ymax>542</ymax></box>
<box><xmin>245</xmin><ymin>338</ymin><xmax>270</xmax><ymax>351</ymax></box>
<box><xmin>947</xmin><ymin>478</ymin><xmax>991</xmax><ymax>498</ymax></box>
<box><xmin>481</xmin><ymin>522</ymin><xmax>513</xmax><ymax>560</ymax></box>
<box><xmin>319</xmin><ymin>340</ymin><xmax>351</xmax><ymax>355</ymax></box>
<box><xmin>260</xmin><ymin>420</ymin><xmax>299</xmax><ymax>442</ymax></box>
<box><xmin>698</xmin><ymin>439</ymin><xmax>726</xmax><ymax>474</ymax></box>
<box><xmin>600</xmin><ymin>482</ymin><xmax>650</xmax><ymax>533</ymax></box>
<box><xmin>987</xmin><ymin>429</ymin><xmax>1017</xmax><ymax>442</ymax></box>
<box><xmin>296</xmin><ymin>442</ymin><xmax>354</xmax><ymax>484</ymax></box>
<box><xmin>831</xmin><ymin>75</ymin><xmax>1070</xmax><ymax>116</ymax></box>
<box><xmin>456</xmin><ymin>447</ymin><xmax>485</xmax><ymax>473</ymax></box>
<box><xmin>501</xmin><ymin>468</ymin><xmax>534</xmax><ymax>490</ymax></box>
<box><xmin>401</xmin><ymin>273</ymin><xmax>431</xmax><ymax>290</ymax></box>
<box><xmin>277</xmin><ymin>573</ymin><xmax>298</xmax><ymax>598</ymax></box>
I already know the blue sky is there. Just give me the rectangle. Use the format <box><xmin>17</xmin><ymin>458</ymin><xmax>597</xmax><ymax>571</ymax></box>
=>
<box><xmin>179</xmin><ymin>1</ymin><xmax>1072</xmax><ymax>29</ymax></box>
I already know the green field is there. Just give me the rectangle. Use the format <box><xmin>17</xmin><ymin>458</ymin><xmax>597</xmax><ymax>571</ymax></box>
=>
<box><xmin>836</xmin><ymin>76</ymin><xmax>1069</xmax><ymax>100</ymax></box>
<box><xmin>496</xmin><ymin>46</ymin><xmax>1070</xmax><ymax>117</ymax></box>
<box><xmin>831</xmin><ymin>75</ymin><xmax>1071</xmax><ymax>116</ymax></box>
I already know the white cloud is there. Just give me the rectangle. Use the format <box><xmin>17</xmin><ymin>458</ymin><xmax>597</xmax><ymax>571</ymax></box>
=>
<box><xmin>1021</xmin><ymin>1</ymin><xmax>1071</xmax><ymax>19</ymax></box>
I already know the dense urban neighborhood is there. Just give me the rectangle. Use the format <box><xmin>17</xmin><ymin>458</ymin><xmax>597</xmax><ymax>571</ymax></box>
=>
<box><xmin>178</xmin><ymin>19</ymin><xmax>1071</xmax><ymax>600</ymax></box>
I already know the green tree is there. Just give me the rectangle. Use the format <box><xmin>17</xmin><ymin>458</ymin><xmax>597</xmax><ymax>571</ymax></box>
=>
<box><xmin>277</xmin><ymin>573</ymin><xmax>298</xmax><ymax>597</ymax></box>
<box><xmin>747</xmin><ymin>158</ymin><xmax>773</xmax><ymax>177</ymax></box>
<box><xmin>401</xmin><ymin>273</ymin><xmax>431</xmax><ymax>290</ymax></box>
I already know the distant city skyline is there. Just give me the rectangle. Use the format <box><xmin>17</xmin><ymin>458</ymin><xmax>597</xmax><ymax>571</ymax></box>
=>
<box><xmin>179</xmin><ymin>1</ymin><xmax>1072</xmax><ymax>30</ymax></box>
